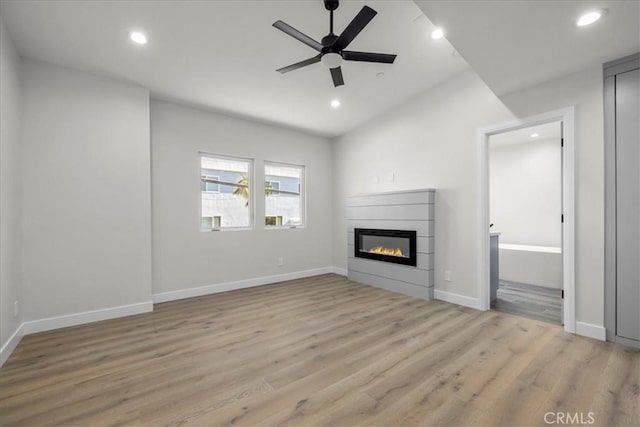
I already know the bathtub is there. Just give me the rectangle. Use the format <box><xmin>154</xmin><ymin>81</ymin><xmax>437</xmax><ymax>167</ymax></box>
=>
<box><xmin>499</xmin><ymin>243</ymin><xmax>562</xmax><ymax>289</ymax></box>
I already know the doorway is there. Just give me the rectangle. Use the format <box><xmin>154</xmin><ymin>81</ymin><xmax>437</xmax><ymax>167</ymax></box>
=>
<box><xmin>477</xmin><ymin>107</ymin><xmax>576</xmax><ymax>333</ymax></box>
<box><xmin>488</xmin><ymin>122</ymin><xmax>563</xmax><ymax>324</ymax></box>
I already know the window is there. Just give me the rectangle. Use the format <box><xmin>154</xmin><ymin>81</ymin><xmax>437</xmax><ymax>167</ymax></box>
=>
<box><xmin>265</xmin><ymin>180</ymin><xmax>280</xmax><ymax>197</ymax></box>
<box><xmin>265</xmin><ymin>215</ymin><xmax>283</xmax><ymax>226</ymax></box>
<box><xmin>200</xmin><ymin>153</ymin><xmax>253</xmax><ymax>230</ymax></box>
<box><xmin>264</xmin><ymin>162</ymin><xmax>304</xmax><ymax>227</ymax></box>
<box><xmin>201</xmin><ymin>175</ymin><xmax>220</xmax><ymax>193</ymax></box>
<box><xmin>201</xmin><ymin>216</ymin><xmax>222</xmax><ymax>229</ymax></box>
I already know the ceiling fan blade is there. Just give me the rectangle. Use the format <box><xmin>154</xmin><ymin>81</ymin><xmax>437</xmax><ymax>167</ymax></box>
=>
<box><xmin>273</xmin><ymin>20</ymin><xmax>323</xmax><ymax>52</ymax></box>
<box><xmin>333</xmin><ymin>6</ymin><xmax>377</xmax><ymax>51</ymax></box>
<box><xmin>276</xmin><ymin>55</ymin><xmax>322</xmax><ymax>73</ymax></box>
<box><xmin>342</xmin><ymin>51</ymin><xmax>397</xmax><ymax>63</ymax></box>
<box><xmin>330</xmin><ymin>67</ymin><xmax>344</xmax><ymax>87</ymax></box>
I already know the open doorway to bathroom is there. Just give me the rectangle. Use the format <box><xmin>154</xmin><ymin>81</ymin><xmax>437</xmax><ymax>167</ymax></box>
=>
<box><xmin>488</xmin><ymin>122</ymin><xmax>563</xmax><ymax>325</ymax></box>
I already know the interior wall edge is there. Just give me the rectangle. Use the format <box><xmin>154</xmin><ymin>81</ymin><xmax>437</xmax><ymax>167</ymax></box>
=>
<box><xmin>0</xmin><ymin>322</ymin><xmax>24</xmax><ymax>368</ymax></box>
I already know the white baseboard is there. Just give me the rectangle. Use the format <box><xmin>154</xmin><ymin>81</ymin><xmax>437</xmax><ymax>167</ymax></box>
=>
<box><xmin>332</xmin><ymin>267</ymin><xmax>348</xmax><ymax>276</ymax></box>
<box><xmin>434</xmin><ymin>289</ymin><xmax>483</xmax><ymax>310</ymax></box>
<box><xmin>23</xmin><ymin>301</ymin><xmax>153</xmax><ymax>335</ymax></box>
<box><xmin>0</xmin><ymin>323</ymin><xmax>24</xmax><ymax>368</ymax></box>
<box><xmin>153</xmin><ymin>267</ymin><xmax>336</xmax><ymax>303</ymax></box>
<box><xmin>575</xmin><ymin>321</ymin><xmax>606</xmax><ymax>341</ymax></box>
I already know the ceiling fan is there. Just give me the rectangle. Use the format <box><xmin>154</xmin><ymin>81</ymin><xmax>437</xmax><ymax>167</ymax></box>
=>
<box><xmin>273</xmin><ymin>0</ymin><xmax>397</xmax><ymax>87</ymax></box>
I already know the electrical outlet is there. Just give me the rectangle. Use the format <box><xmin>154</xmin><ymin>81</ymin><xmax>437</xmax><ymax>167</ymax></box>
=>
<box><xmin>13</xmin><ymin>301</ymin><xmax>19</xmax><ymax>317</ymax></box>
<box><xmin>277</xmin><ymin>256</ymin><xmax>284</xmax><ymax>267</ymax></box>
<box><xmin>444</xmin><ymin>270</ymin><xmax>452</xmax><ymax>281</ymax></box>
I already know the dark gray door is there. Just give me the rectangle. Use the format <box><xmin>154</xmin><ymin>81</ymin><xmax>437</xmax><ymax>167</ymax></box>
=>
<box><xmin>615</xmin><ymin>68</ymin><xmax>640</xmax><ymax>342</ymax></box>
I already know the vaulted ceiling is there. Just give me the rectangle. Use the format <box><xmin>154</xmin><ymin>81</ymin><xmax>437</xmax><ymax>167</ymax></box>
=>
<box><xmin>0</xmin><ymin>0</ymin><xmax>467</xmax><ymax>137</ymax></box>
<box><xmin>1</xmin><ymin>1</ymin><xmax>638</xmax><ymax>137</ymax></box>
<box><xmin>416</xmin><ymin>0</ymin><xmax>639</xmax><ymax>95</ymax></box>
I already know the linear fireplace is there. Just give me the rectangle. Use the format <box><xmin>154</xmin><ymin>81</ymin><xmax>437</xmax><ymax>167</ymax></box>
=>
<box><xmin>354</xmin><ymin>228</ymin><xmax>417</xmax><ymax>266</ymax></box>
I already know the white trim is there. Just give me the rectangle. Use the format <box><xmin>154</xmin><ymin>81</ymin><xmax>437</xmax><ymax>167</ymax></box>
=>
<box><xmin>477</xmin><ymin>107</ymin><xmax>576</xmax><ymax>334</ymax></box>
<box><xmin>576</xmin><ymin>321</ymin><xmax>606</xmax><ymax>341</ymax></box>
<box><xmin>22</xmin><ymin>301</ymin><xmax>153</xmax><ymax>335</ymax></box>
<box><xmin>0</xmin><ymin>323</ymin><xmax>24</xmax><ymax>368</ymax></box>
<box><xmin>153</xmin><ymin>267</ymin><xmax>334</xmax><ymax>303</ymax></box>
<box><xmin>434</xmin><ymin>289</ymin><xmax>482</xmax><ymax>310</ymax></box>
<box><xmin>499</xmin><ymin>243</ymin><xmax>562</xmax><ymax>253</ymax></box>
<box><xmin>332</xmin><ymin>267</ymin><xmax>348</xmax><ymax>276</ymax></box>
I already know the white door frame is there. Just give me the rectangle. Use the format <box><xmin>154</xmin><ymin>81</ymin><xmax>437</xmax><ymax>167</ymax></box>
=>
<box><xmin>477</xmin><ymin>107</ymin><xmax>576</xmax><ymax>333</ymax></box>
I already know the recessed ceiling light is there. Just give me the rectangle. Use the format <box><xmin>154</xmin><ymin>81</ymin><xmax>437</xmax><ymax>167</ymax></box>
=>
<box><xmin>330</xmin><ymin>99</ymin><xmax>341</xmax><ymax>108</ymax></box>
<box><xmin>129</xmin><ymin>31</ymin><xmax>148</xmax><ymax>45</ymax></box>
<box><xmin>576</xmin><ymin>10</ymin><xmax>604</xmax><ymax>27</ymax></box>
<box><xmin>431</xmin><ymin>28</ymin><xmax>444</xmax><ymax>40</ymax></box>
<box><xmin>530</xmin><ymin>133</ymin><xmax>540</xmax><ymax>138</ymax></box>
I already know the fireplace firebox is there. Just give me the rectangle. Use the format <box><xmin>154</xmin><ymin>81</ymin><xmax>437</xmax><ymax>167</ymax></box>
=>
<box><xmin>354</xmin><ymin>228</ymin><xmax>417</xmax><ymax>266</ymax></box>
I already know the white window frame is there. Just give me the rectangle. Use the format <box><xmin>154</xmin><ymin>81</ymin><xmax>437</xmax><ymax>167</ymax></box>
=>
<box><xmin>264</xmin><ymin>161</ymin><xmax>305</xmax><ymax>229</ymax></box>
<box><xmin>199</xmin><ymin>152</ymin><xmax>254</xmax><ymax>231</ymax></box>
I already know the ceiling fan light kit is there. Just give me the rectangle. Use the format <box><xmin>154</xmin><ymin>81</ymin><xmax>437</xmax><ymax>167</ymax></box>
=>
<box><xmin>273</xmin><ymin>0</ymin><xmax>397</xmax><ymax>87</ymax></box>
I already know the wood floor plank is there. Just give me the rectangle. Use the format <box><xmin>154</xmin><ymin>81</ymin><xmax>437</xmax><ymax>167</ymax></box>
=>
<box><xmin>590</xmin><ymin>344</ymin><xmax>640</xmax><ymax>427</ymax></box>
<box><xmin>0</xmin><ymin>274</ymin><xmax>637</xmax><ymax>427</ymax></box>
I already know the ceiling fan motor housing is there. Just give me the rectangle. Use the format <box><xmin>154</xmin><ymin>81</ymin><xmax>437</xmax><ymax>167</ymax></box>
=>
<box><xmin>321</xmin><ymin>34</ymin><xmax>338</xmax><ymax>51</ymax></box>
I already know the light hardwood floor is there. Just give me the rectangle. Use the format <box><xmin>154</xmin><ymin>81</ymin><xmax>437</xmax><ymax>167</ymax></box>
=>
<box><xmin>0</xmin><ymin>274</ymin><xmax>638</xmax><ymax>426</ymax></box>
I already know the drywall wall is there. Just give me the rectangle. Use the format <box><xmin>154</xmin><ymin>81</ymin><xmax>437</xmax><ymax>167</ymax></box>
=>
<box><xmin>490</xmin><ymin>138</ymin><xmax>561</xmax><ymax>247</ymax></box>
<box><xmin>150</xmin><ymin>100</ymin><xmax>333</xmax><ymax>296</ymax></box>
<box><xmin>332</xmin><ymin>70</ymin><xmax>512</xmax><ymax>298</ymax></box>
<box><xmin>20</xmin><ymin>59</ymin><xmax>153</xmax><ymax>322</ymax></box>
<box><xmin>332</xmin><ymin>65</ymin><xmax>605</xmax><ymax>326</ymax></box>
<box><xmin>0</xmin><ymin>15</ymin><xmax>23</xmax><ymax>353</ymax></box>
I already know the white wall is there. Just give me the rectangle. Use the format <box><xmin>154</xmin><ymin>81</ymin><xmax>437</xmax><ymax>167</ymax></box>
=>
<box><xmin>332</xmin><ymin>70</ymin><xmax>512</xmax><ymax>298</ymax></box>
<box><xmin>20</xmin><ymin>59</ymin><xmax>153</xmax><ymax>322</ymax></box>
<box><xmin>490</xmin><ymin>138</ymin><xmax>561</xmax><ymax>247</ymax></box>
<box><xmin>333</xmin><ymin>66</ymin><xmax>605</xmax><ymax>326</ymax></box>
<box><xmin>0</xmin><ymin>15</ymin><xmax>23</xmax><ymax>352</ymax></box>
<box><xmin>150</xmin><ymin>100</ymin><xmax>333</xmax><ymax>296</ymax></box>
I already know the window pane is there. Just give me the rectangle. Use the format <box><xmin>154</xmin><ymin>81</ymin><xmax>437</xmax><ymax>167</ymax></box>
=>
<box><xmin>201</xmin><ymin>155</ymin><xmax>252</xmax><ymax>229</ymax></box>
<box><xmin>265</xmin><ymin>162</ymin><xmax>303</xmax><ymax>227</ymax></box>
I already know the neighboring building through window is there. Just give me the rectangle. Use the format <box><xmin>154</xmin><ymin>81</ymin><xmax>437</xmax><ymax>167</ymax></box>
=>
<box><xmin>201</xmin><ymin>216</ymin><xmax>222</xmax><ymax>229</ymax></box>
<box><xmin>265</xmin><ymin>215</ymin><xmax>283</xmax><ymax>226</ymax></box>
<box><xmin>265</xmin><ymin>162</ymin><xmax>304</xmax><ymax>227</ymax></box>
<box><xmin>200</xmin><ymin>154</ymin><xmax>253</xmax><ymax>230</ymax></box>
<box><xmin>265</xmin><ymin>180</ymin><xmax>280</xmax><ymax>197</ymax></box>
<box><xmin>201</xmin><ymin>175</ymin><xmax>220</xmax><ymax>193</ymax></box>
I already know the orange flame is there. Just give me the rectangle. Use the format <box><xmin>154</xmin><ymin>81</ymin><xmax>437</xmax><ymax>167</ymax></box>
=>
<box><xmin>369</xmin><ymin>246</ymin><xmax>404</xmax><ymax>257</ymax></box>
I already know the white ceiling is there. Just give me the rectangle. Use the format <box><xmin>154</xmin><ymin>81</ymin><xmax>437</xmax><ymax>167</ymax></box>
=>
<box><xmin>415</xmin><ymin>0</ymin><xmax>640</xmax><ymax>96</ymax></box>
<box><xmin>3</xmin><ymin>1</ymin><xmax>638</xmax><ymax>137</ymax></box>
<box><xmin>0</xmin><ymin>0</ymin><xmax>468</xmax><ymax>137</ymax></box>
<box><xmin>490</xmin><ymin>122</ymin><xmax>562</xmax><ymax>148</ymax></box>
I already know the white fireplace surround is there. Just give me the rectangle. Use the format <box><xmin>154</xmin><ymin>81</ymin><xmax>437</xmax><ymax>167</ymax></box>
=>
<box><xmin>347</xmin><ymin>189</ymin><xmax>435</xmax><ymax>299</ymax></box>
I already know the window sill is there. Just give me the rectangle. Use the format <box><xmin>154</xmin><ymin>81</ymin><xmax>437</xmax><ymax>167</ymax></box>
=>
<box><xmin>264</xmin><ymin>225</ymin><xmax>305</xmax><ymax>230</ymax></box>
<box><xmin>200</xmin><ymin>227</ymin><xmax>253</xmax><ymax>232</ymax></box>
